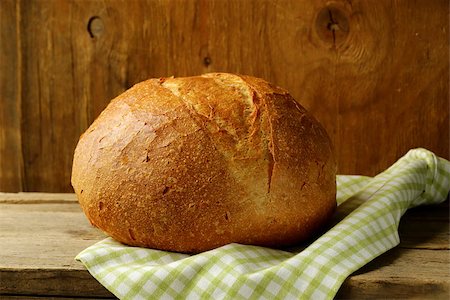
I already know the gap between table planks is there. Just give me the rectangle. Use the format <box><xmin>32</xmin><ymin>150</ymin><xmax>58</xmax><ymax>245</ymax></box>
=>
<box><xmin>0</xmin><ymin>193</ymin><xmax>448</xmax><ymax>299</ymax></box>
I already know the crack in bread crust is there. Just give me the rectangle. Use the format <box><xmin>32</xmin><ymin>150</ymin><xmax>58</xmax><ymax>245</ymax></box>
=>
<box><xmin>161</xmin><ymin>74</ymin><xmax>273</xmax><ymax>204</ymax></box>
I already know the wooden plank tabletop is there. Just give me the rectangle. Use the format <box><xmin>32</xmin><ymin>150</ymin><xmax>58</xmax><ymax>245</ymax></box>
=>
<box><xmin>0</xmin><ymin>193</ymin><xmax>449</xmax><ymax>299</ymax></box>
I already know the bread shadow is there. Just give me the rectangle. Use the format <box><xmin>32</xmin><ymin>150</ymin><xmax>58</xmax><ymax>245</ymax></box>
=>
<box><xmin>284</xmin><ymin>195</ymin><xmax>449</xmax><ymax>255</ymax></box>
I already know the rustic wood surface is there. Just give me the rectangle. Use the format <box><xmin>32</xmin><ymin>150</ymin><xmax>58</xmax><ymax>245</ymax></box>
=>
<box><xmin>0</xmin><ymin>193</ymin><xmax>448</xmax><ymax>299</ymax></box>
<box><xmin>0</xmin><ymin>0</ymin><xmax>23</xmax><ymax>192</ymax></box>
<box><xmin>0</xmin><ymin>0</ymin><xmax>448</xmax><ymax>192</ymax></box>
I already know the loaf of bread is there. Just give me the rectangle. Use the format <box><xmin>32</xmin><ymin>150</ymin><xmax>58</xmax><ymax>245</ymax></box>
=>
<box><xmin>72</xmin><ymin>73</ymin><xmax>336</xmax><ymax>253</ymax></box>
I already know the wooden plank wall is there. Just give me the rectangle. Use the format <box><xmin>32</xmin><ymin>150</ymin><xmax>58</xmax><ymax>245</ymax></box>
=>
<box><xmin>0</xmin><ymin>0</ymin><xmax>448</xmax><ymax>192</ymax></box>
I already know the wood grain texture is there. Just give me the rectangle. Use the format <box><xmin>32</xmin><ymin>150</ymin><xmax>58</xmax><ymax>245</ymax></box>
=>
<box><xmin>0</xmin><ymin>0</ymin><xmax>448</xmax><ymax>191</ymax></box>
<box><xmin>0</xmin><ymin>0</ymin><xmax>23</xmax><ymax>192</ymax></box>
<box><xmin>398</xmin><ymin>199</ymin><xmax>449</xmax><ymax>250</ymax></box>
<box><xmin>1</xmin><ymin>296</ymin><xmax>115</xmax><ymax>300</ymax></box>
<box><xmin>0</xmin><ymin>194</ymin><xmax>448</xmax><ymax>299</ymax></box>
<box><xmin>0</xmin><ymin>192</ymin><xmax>77</xmax><ymax>203</ymax></box>
<box><xmin>0</xmin><ymin>269</ymin><xmax>115</xmax><ymax>299</ymax></box>
<box><xmin>336</xmin><ymin>249</ymin><xmax>450</xmax><ymax>299</ymax></box>
<box><xmin>0</xmin><ymin>199</ymin><xmax>113</xmax><ymax>298</ymax></box>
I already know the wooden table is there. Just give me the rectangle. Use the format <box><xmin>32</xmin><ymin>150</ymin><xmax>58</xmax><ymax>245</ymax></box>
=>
<box><xmin>1</xmin><ymin>193</ymin><xmax>449</xmax><ymax>299</ymax></box>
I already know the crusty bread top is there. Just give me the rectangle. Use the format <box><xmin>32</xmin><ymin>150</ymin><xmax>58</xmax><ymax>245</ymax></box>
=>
<box><xmin>72</xmin><ymin>73</ymin><xmax>336</xmax><ymax>253</ymax></box>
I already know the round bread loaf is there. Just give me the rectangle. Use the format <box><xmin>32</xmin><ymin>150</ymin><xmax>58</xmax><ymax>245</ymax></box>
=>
<box><xmin>72</xmin><ymin>73</ymin><xmax>336</xmax><ymax>253</ymax></box>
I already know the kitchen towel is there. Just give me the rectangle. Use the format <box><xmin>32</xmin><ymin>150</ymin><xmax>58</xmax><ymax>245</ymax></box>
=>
<box><xmin>76</xmin><ymin>148</ymin><xmax>450</xmax><ymax>299</ymax></box>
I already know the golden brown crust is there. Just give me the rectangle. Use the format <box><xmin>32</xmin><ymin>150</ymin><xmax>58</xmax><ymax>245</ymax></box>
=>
<box><xmin>71</xmin><ymin>73</ymin><xmax>336</xmax><ymax>253</ymax></box>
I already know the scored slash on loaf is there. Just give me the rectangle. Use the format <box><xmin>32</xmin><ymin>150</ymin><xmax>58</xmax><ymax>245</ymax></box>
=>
<box><xmin>71</xmin><ymin>73</ymin><xmax>336</xmax><ymax>253</ymax></box>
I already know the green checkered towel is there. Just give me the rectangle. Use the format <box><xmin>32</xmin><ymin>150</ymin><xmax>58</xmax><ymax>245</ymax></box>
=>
<box><xmin>76</xmin><ymin>148</ymin><xmax>450</xmax><ymax>299</ymax></box>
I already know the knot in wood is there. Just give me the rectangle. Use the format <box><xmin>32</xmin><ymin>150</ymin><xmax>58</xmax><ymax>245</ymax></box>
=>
<box><xmin>203</xmin><ymin>56</ymin><xmax>212</xmax><ymax>67</ymax></box>
<box><xmin>315</xmin><ymin>6</ymin><xmax>349</xmax><ymax>47</ymax></box>
<box><xmin>87</xmin><ymin>16</ymin><xmax>104</xmax><ymax>38</ymax></box>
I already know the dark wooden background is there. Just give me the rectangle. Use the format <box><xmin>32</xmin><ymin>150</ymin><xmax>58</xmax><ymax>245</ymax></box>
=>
<box><xmin>0</xmin><ymin>0</ymin><xmax>448</xmax><ymax>192</ymax></box>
